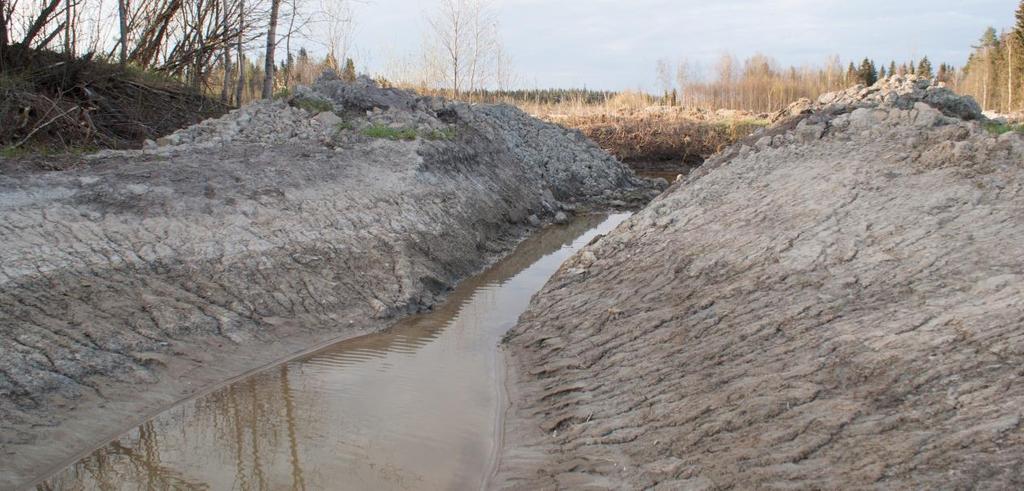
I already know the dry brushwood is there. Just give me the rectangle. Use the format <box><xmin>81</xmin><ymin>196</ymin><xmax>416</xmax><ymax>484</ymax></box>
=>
<box><xmin>1</xmin><ymin>49</ymin><xmax>228</xmax><ymax>154</ymax></box>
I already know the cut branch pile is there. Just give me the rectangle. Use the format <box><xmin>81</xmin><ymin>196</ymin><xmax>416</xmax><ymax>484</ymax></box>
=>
<box><xmin>1</xmin><ymin>49</ymin><xmax>228</xmax><ymax>151</ymax></box>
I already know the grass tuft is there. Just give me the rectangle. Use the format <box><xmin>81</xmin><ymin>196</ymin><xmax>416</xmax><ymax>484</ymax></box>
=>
<box><xmin>290</xmin><ymin>96</ymin><xmax>334</xmax><ymax>114</ymax></box>
<box><xmin>422</xmin><ymin>127</ymin><xmax>457</xmax><ymax>140</ymax></box>
<box><xmin>984</xmin><ymin>122</ymin><xmax>1024</xmax><ymax>135</ymax></box>
<box><xmin>363</xmin><ymin>124</ymin><xmax>419</xmax><ymax>141</ymax></box>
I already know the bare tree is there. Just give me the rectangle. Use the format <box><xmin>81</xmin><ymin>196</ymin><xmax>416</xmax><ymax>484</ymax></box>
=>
<box><xmin>320</xmin><ymin>0</ymin><xmax>353</xmax><ymax>67</ymax></box>
<box><xmin>426</xmin><ymin>0</ymin><xmax>501</xmax><ymax>96</ymax></box>
<box><xmin>220</xmin><ymin>0</ymin><xmax>232</xmax><ymax>101</ymax></box>
<box><xmin>674</xmin><ymin>59</ymin><xmax>691</xmax><ymax>107</ymax></box>
<box><xmin>656</xmin><ymin>58</ymin><xmax>673</xmax><ymax>96</ymax></box>
<box><xmin>427</xmin><ymin>0</ymin><xmax>464</xmax><ymax>96</ymax></box>
<box><xmin>235</xmin><ymin>0</ymin><xmax>245</xmax><ymax>104</ymax></box>
<box><xmin>465</xmin><ymin>0</ymin><xmax>498</xmax><ymax>93</ymax></box>
<box><xmin>262</xmin><ymin>0</ymin><xmax>281</xmax><ymax>98</ymax></box>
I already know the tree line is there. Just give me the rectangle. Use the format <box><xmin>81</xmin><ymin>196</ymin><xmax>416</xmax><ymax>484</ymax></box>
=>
<box><xmin>650</xmin><ymin>54</ymin><xmax>960</xmax><ymax>114</ymax></box>
<box><xmin>653</xmin><ymin>2</ymin><xmax>1024</xmax><ymax>114</ymax></box>
<box><xmin>955</xmin><ymin>2</ymin><xmax>1024</xmax><ymax>113</ymax></box>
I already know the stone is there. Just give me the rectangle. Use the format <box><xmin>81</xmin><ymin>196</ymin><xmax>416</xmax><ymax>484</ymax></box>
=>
<box><xmin>313</xmin><ymin>111</ymin><xmax>343</xmax><ymax>128</ymax></box>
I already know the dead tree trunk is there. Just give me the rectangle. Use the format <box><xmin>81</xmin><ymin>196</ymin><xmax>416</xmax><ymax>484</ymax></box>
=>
<box><xmin>235</xmin><ymin>0</ymin><xmax>245</xmax><ymax>105</ymax></box>
<box><xmin>262</xmin><ymin>0</ymin><xmax>281</xmax><ymax>99</ymax></box>
<box><xmin>1</xmin><ymin>0</ymin><xmax>10</xmax><ymax>65</ymax></box>
<box><xmin>220</xmin><ymin>0</ymin><xmax>231</xmax><ymax>103</ymax></box>
<box><xmin>1009</xmin><ymin>41</ymin><xmax>1014</xmax><ymax>111</ymax></box>
<box><xmin>283</xmin><ymin>0</ymin><xmax>295</xmax><ymax>89</ymax></box>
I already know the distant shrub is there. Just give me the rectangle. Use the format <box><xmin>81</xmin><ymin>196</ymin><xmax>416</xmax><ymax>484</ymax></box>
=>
<box><xmin>274</xmin><ymin>88</ymin><xmax>293</xmax><ymax>100</ymax></box>
<box><xmin>606</xmin><ymin>91</ymin><xmax>655</xmax><ymax>111</ymax></box>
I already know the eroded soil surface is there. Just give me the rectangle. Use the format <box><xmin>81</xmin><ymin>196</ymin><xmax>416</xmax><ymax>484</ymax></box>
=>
<box><xmin>496</xmin><ymin>76</ymin><xmax>1024</xmax><ymax>489</ymax></box>
<box><xmin>0</xmin><ymin>75</ymin><xmax>661</xmax><ymax>488</ymax></box>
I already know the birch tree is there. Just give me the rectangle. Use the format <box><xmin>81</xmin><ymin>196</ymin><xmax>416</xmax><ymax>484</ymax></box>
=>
<box><xmin>426</xmin><ymin>0</ymin><xmax>501</xmax><ymax>96</ymax></box>
<box><xmin>262</xmin><ymin>0</ymin><xmax>281</xmax><ymax>98</ymax></box>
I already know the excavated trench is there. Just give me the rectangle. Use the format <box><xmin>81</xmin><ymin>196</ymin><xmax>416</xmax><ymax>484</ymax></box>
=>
<box><xmin>37</xmin><ymin>213</ymin><xmax>630</xmax><ymax>490</ymax></box>
<box><xmin>0</xmin><ymin>75</ymin><xmax>663</xmax><ymax>488</ymax></box>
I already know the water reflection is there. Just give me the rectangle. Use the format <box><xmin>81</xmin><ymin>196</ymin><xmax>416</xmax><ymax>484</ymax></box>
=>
<box><xmin>40</xmin><ymin>213</ymin><xmax>631</xmax><ymax>491</ymax></box>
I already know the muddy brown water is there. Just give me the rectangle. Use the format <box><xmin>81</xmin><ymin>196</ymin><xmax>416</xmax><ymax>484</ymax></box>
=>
<box><xmin>38</xmin><ymin>213</ymin><xmax>631</xmax><ymax>491</ymax></box>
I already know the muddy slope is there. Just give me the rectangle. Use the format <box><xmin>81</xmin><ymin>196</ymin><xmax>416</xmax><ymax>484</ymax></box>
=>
<box><xmin>497</xmin><ymin>77</ymin><xmax>1024</xmax><ymax>489</ymax></box>
<box><xmin>0</xmin><ymin>75</ymin><xmax>661</xmax><ymax>487</ymax></box>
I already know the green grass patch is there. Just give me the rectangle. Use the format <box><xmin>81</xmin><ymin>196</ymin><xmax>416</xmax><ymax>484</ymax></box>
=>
<box><xmin>274</xmin><ymin>88</ymin><xmax>293</xmax><ymax>100</ymax></box>
<box><xmin>0</xmin><ymin>144</ymin><xmax>98</xmax><ymax>159</ymax></box>
<box><xmin>739</xmin><ymin>117</ymin><xmax>772</xmax><ymax>127</ymax></box>
<box><xmin>0</xmin><ymin>72</ymin><xmax>32</xmax><ymax>93</ymax></box>
<box><xmin>422</xmin><ymin>127</ymin><xmax>457</xmax><ymax>140</ymax></box>
<box><xmin>290</xmin><ymin>96</ymin><xmax>334</xmax><ymax>114</ymax></box>
<box><xmin>336</xmin><ymin>120</ymin><xmax>354</xmax><ymax>131</ymax></box>
<box><xmin>363</xmin><ymin>124</ymin><xmax>418</xmax><ymax>141</ymax></box>
<box><xmin>0</xmin><ymin>146</ymin><xmax>28</xmax><ymax>158</ymax></box>
<box><xmin>984</xmin><ymin>122</ymin><xmax>1024</xmax><ymax>135</ymax></box>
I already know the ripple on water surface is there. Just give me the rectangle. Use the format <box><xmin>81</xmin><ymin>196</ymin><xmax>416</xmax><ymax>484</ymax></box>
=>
<box><xmin>40</xmin><ymin>213</ymin><xmax>632</xmax><ymax>491</ymax></box>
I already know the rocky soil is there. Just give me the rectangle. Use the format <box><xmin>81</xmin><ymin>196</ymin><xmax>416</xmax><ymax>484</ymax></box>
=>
<box><xmin>496</xmin><ymin>76</ymin><xmax>1024</xmax><ymax>489</ymax></box>
<box><xmin>0</xmin><ymin>73</ymin><xmax>661</xmax><ymax>488</ymax></box>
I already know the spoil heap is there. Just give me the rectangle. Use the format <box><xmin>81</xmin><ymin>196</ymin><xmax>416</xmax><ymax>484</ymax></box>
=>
<box><xmin>496</xmin><ymin>76</ymin><xmax>1024</xmax><ymax>489</ymax></box>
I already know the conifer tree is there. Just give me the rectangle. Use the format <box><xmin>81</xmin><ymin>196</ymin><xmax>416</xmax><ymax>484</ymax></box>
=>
<box><xmin>846</xmin><ymin>62</ymin><xmax>857</xmax><ymax>84</ymax></box>
<box><xmin>909</xmin><ymin>60</ymin><xmax>916</xmax><ymax>75</ymax></box>
<box><xmin>343</xmin><ymin>58</ymin><xmax>357</xmax><ymax>82</ymax></box>
<box><xmin>858</xmin><ymin>58</ymin><xmax>878</xmax><ymax>85</ymax></box>
<box><xmin>889</xmin><ymin>61</ymin><xmax>897</xmax><ymax>77</ymax></box>
<box><xmin>878</xmin><ymin>66</ymin><xmax>886</xmax><ymax>79</ymax></box>
<box><xmin>1018</xmin><ymin>1</ymin><xmax>1024</xmax><ymax>45</ymax></box>
<box><xmin>918</xmin><ymin>57</ymin><xmax>934</xmax><ymax>78</ymax></box>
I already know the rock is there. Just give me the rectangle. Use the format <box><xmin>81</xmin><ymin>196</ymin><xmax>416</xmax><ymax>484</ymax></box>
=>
<box><xmin>553</xmin><ymin>211</ymin><xmax>570</xmax><ymax>224</ymax></box>
<box><xmin>912</xmin><ymin>102</ymin><xmax>942</xmax><ymax>128</ymax></box>
<box><xmin>313</xmin><ymin>111</ymin><xmax>343</xmax><ymax>128</ymax></box>
<box><xmin>527</xmin><ymin>214</ymin><xmax>542</xmax><ymax>227</ymax></box>
<box><xmin>155</xmin><ymin>135</ymin><xmax>178</xmax><ymax>147</ymax></box>
<box><xmin>795</xmin><ymin>119</ymin><xmax>825</xmax><ymax>142</ymax></box>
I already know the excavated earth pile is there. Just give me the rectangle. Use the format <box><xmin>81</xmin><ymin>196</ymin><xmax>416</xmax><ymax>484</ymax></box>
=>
<box><xmin>0</xmin><ymin>74</ymin><xmax>662</xmax><ymax>488</ymax></box>
<box><xmin>496</xmin><ymin>76</ymin><xmax>1024</xmax><ymax>489</ymax></box>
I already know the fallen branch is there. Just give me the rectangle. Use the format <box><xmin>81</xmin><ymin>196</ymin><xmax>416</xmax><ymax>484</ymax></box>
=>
<box><xmin>10</xmin><ymin>105</ymin><xmax>80</xmax><ymax>149</ymax></box>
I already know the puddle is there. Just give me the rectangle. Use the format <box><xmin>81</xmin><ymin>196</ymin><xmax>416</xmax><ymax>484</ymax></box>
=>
<box><xmin>636</xmin><ymin>170</ymin><xmax>683</xmax><ymax>182</ymax></box>
<box><xmin>40</xmin><ymin>213</ymin><xmax>631</xmax><ymax>490</ymax></box>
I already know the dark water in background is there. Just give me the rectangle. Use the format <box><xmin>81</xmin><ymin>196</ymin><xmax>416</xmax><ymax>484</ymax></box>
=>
<box><xmin>41</xmin><ymin>213</ymin><xmax>632</xmax><ymax>491</ymax></box>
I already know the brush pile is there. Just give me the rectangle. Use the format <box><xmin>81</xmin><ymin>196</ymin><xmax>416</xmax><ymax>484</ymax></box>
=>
<box><xmin>0</xmin><ymin>49</ymin><xmax>226</xmax><ymax>152</ymax></box>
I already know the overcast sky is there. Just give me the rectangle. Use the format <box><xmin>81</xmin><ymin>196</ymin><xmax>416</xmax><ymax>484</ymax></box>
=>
<box><xmin>344</xmin><ymin>0</ymin><xmax>1018</xmax><ymax>91</ymax></box>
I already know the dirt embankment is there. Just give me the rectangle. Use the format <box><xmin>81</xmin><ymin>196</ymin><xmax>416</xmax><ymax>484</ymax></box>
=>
<box><xmin>496</xmin><ymin>76</ymin><xmax>1024</xmax><ymax>489</ymax></box>
<box><xmin>542</xmin><ymin>107</ymin><xmax>768</xmax><ymax>175</ymax></box>
<box><xmin>0</xmin><ymin>74</ymin><xmax>662</xmax><ymax>488</ymax></box>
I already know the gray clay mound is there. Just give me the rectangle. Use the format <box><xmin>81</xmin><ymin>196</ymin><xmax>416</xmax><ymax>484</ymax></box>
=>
<box><xmin>496</xmin><ymin>76</ymin><xmax>1024</xmax><ymax>489</ymax></box>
